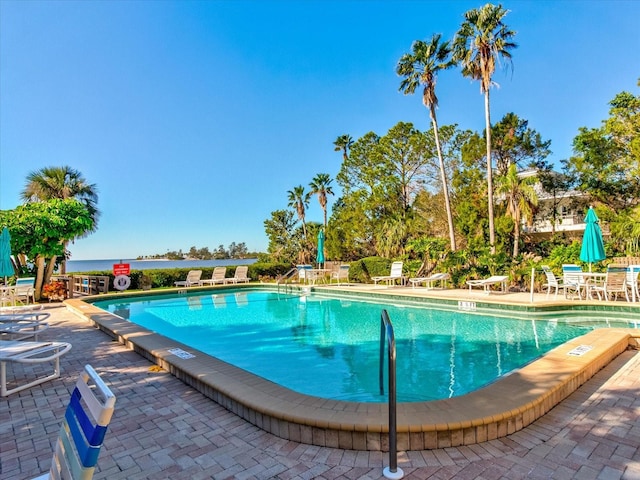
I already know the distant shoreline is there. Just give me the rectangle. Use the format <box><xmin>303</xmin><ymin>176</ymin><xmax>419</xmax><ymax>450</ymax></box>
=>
<box><xmin>64</xmin><ymin>258</ymin><xmax>257</xmax><ymax>273</ymax></box>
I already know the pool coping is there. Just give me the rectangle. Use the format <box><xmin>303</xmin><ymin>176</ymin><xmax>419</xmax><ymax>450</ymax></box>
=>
<box><xmin>64</xmin><ymin>285</ymin><xmax>640</xmax><ymax>451</ymax></box>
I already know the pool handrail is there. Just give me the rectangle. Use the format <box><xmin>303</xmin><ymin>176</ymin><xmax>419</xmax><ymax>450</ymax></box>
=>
<box><xmin>379</xmin><ymin>309</ymin><xmax>402</xmax><ymax>478</ymax></box>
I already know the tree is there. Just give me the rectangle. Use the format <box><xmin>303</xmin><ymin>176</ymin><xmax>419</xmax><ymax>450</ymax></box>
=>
<box><xmin>0</xmin><ymin>199</ymin><xmax>93</xmax><ymax>299</ymax></box>
<box><xmin>287</xmin><ymin>185</ymin><xmax>310</xmax><ymax>242</ymax></box>
<box><xmin>495</xmin><ymin>163</ymin><xmax>538</xmax><ymax>257</ymax></box>
<box><xmin>264</xmin><ymin>209</ymin><xmax>298</xmax><ymax>263</ymax></box>
<box><xmin>309</xmin><ymin>173</ymin><xmax>334</xmax><ymax>230</ymax></box>
<box><xmin>336</xmin><ymin>131</ymin><xmax>383</xmax><ymax>196</ymax></box>
<box><xmin>535</xmin><ymin>160</ymin><xmax>576</xmax><ymax>236</ymax></box>
<box><xmin>21</xmin><ymin>165</ymin><xmax>99</xmax><ymax>273</ymax></box>
<box><xmin>489</xmin><ymin>112</ymin><xmax>551</xmax><ymax>175</ymax></box>
<box><xmin>397</xmin><ymin>33</ymin><xmax>457</xmax><ymax>251</ymax></box>
<box><xmin>565</xmin><ymin>83</ymin><xmax>640</xmax><ymax>211</ymax></box>
<box><xmin>454</xmin><ymin>3</ymin><xmax>517</xmax><ymax>253</ymax></box>
<box><xmin>326</xmin><ymin>196</ymin><xmax>374</xmax><ymax>260</ymax></box>
<box><xmin>214</xmin><ymin>244</ymin><xmax>228</xmax><ymax>259</ymax></box>
<box><xmin>455</xmin><ymin>133</ymin><xmax>491</xmax><ymax>249</ymax></box>
<box><xmin>406</xmin><ymin>237</ymin><xmax>448</xmax><ymax>277</ymax></box>
<box><xmin>334</xmin><ymin>123</ymin><xmax>441</xmax><ymax>257</ymax></box>
<box><xmin>333</xmin><ymin>134</ymin><xmax>354</xmax><ymax>162</ymax></box>
<box><xmin>609</xmin><ymin>205</ymin><xmax>640</xmax><ymax>255</ymax></box>
<box><xmin>333</xmin><ymin>132</ymin><xmax>384</xmax><ymax>257</ymax></box>
<box><xmin>229</xmin><ymin>242</ymin><xmax>248</xmax><ymax>258</ymax></box>
<box><xmin>378</xmin><ymin>122</ymin><xmax>431</xmax><ymax>217</ymax></box>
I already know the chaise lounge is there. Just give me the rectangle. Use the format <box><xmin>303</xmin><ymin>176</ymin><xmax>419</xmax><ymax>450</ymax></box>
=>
<box><xmin>199</xmin><ymin>267</ymin><xmax>227</xmax><ymax>286</ymax></box>
<box><xmin>0</xmin><ymin>311</ymin><xmax>51</xmax><ymax>341</ymax></box>
<box><xmin>466</xmin><ymin>275</ymin><xmax>508</xmax><ymax>294</ymax></box>
<box><xmin>372</xmin><ymin>261</ymin><xmax>406</xmax><ymax>286</ymax></box>
<box><xmin>174</xmin><ymin>270</ymin><xmax>203</xmax><ymax>288</ymax></box>
<box><xmin>224</xmin><ymin>265</ymin><xmax>250</xmax><ymax>284</ymax></box>
<box><xmin>409</xmin><ymin>272</ymin><xmax>450</xmax><ymax>289</ymax></box>
<box><xmin>0</xmin><ymin>339</ymin><xmax>72</xmax><ymax>396</ymax></box>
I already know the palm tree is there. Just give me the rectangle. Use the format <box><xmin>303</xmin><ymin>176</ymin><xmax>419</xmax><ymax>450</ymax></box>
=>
<box><xmin>453</xmin><ymin>3</ymin><xmax>517</xmax><ymax>253</ymax></box>
<box><xmin>397</xmin><ymin>33</ymin><xmax>457</xmax><ymax>252</ymax></box>
<box><xmin>287</xmin><ymin>185</ymin><xmax>310</xmax><ymax>241</ymax></box>
<box><xmin>22</xmin><ymin>165</ymin><xmax>99</xmax><ymax>222</ymax></box>
<box><xmin>21</xmin><ymin>165</ymin><xmax>100</xmax><ymax>274</ymax></box>
<box><xmin>309</xmin><ymin>173</ymin><xmax>334</xmax><ymax>229</ymax></box>
<box><xmin>333</xmin><ymin>134</ymin><xmax>354</xmax><ymax>162</ymax></box>
<box><xmin>495</xmin><ymin>163</ymin><xmax>538</xmax><ymax>257</ymax></box>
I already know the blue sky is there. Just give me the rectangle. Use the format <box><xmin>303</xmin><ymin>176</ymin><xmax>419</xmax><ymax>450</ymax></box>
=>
<box><xmin>1</xmin><ymin>1</ymin><xmax>638</xmax><ymax>260</ymax></box>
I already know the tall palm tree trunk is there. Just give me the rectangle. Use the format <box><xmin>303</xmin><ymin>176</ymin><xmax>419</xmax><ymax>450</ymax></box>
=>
<box><xmin>484</xmin><ymin>90</ymin><xmax>496</xmax><ymax>253</ymax></box>
<box><xmin>430</xmin><ymin>108</ymin><xmax>456</xmax><ymax>251</ymax></box>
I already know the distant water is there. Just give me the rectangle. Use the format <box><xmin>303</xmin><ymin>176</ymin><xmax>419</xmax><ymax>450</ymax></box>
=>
<box><xmin>64</xmin><ymin>258</ymin><xmax>257</xmax><ymax>273</ymax></box>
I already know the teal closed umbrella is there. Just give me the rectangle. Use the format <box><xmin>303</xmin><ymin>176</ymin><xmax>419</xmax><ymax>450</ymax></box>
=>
<box><xmin>0</xmin><ymin>227</ymin><xmax>14</xmax><ymax>283</ymax></box>
<box><xmin>579</xmin><ymin>207</ymin><xmax>605</xmax><ymax>271</ymax></box>
<box><xmin>316</xmin><ymin>229</ymin><xmax>325</xmax><ymax>268</ymax></box>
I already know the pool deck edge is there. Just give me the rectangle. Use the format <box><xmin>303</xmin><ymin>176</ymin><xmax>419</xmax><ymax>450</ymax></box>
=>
<box><xmin>64</xmin><ymin>295</ymin><xmax>639</xmax><ymax>451</ymax></box>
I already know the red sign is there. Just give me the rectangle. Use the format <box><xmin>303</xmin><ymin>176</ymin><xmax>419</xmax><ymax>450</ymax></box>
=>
<box><xmin>113</xmin><ymin>263</ymin><xmax>130</xmax><ymax>276</ymax></box>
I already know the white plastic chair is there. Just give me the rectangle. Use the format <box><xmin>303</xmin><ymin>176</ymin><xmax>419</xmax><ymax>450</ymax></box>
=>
<box><xmin>331</xmin><ymin>265</ymin><xmax>350</xmax><ymax>285</ymax></box>
<box><xmin>590</xmin><ymin>265</ymin><xmax>629</xmax><ymax>302</ymax></box>
<box><xmin>562</xmin><ymin>264</ymin><xmax>586</xmax><ymax>300</ymax></box>
<box><xmin>626</xmin><ymin>265</ymin><xmax>640</xmax><ymax>302</ymax></box>
<box><xmin>541</xmin><ymin>266</ymin><xmax>579</xmax><ymax>299</ymax></box>
<box><xmin>14</xmin><ymin>277</ymin><xmax>36</xmax><ymax>304</ymax></box>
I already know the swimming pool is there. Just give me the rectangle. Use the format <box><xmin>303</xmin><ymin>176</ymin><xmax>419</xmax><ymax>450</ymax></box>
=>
<box><xmin>92</xmin><ymin>289</ymin><xmax>633</xmax><ymax>402</ymax></box>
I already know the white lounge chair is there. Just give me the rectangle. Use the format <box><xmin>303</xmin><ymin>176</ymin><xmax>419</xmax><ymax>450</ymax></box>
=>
<box><xmin>200</xmin><ymin>267</ymin><xmax>227</xmax><ymax>286</ymax></box>
<box><xmin>0</xmin><ymin>311</ymin><xmax>51</xmax><ymax>341</ymax></box>
<box><xmin>174</xmin><ymin>270</ymin><xmax>202</xmax><ymax>287</ymax></box>
<box><xmin>372</xmin><ymin>261</ymin><xmax>406</xmax><ymax>286</ymax></box>
<box><xmin>31</xmin><ymin>364</ymin><xmax>116</xmax><ymax>480</ymax></box>
<box><xmin>0</xmin><ymin>340</ymin><xmax>72</xmax><ymax>396</ymax></box>
<box><xmin>224</xmin><ymin>266</ymin><xmax>250</xmax><ymax>284</ymax></box>
<box><xmin>466</xmin><ymin>275</ymin><xmax>508</xmax><ymax>293</ymax></box>
<box><xmin>409</xmin><ymin>272</ymin><xmax>450</xmax><ymax>289</ymax></box>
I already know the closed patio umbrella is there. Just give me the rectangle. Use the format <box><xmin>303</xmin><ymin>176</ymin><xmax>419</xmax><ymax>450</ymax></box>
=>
<box><xmin>316</xmin><ymin>229</ymin><xmax>325</xmax><ymax>268</ymax></box>
<box><xmin>0</xmin><ymin>227</ymin><xmax>14</xmax><ymax>284</ymax></box>
<box><xmin>579</xmin><ymin>207</ymin><xmax>606</xmax><ymax>271</ymax></box>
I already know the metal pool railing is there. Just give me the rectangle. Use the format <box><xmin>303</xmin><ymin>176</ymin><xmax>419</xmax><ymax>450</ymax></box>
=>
<box><xmin>379</xmin><ymin>309</ymin><xmax>403</xmax><ymax>479</ymax></box>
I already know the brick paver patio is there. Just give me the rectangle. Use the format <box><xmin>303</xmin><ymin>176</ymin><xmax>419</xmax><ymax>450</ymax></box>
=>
<box><xmin>2</xmin><ymin>304</ymin><xmax>639</xmax><ymax>479</ymax></box>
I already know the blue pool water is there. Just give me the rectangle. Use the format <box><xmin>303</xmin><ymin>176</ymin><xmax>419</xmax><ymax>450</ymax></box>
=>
<box><xmin>92</xmin><ymin>290</ymin><xmax>636</xmax><ymax>402</ymax></box>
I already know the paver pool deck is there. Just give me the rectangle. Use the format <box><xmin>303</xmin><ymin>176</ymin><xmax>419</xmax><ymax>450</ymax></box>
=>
<box><xmin>2</xmin><ymin>285</ymin><xmax>639</xmax><ymax>479</ymax></box>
